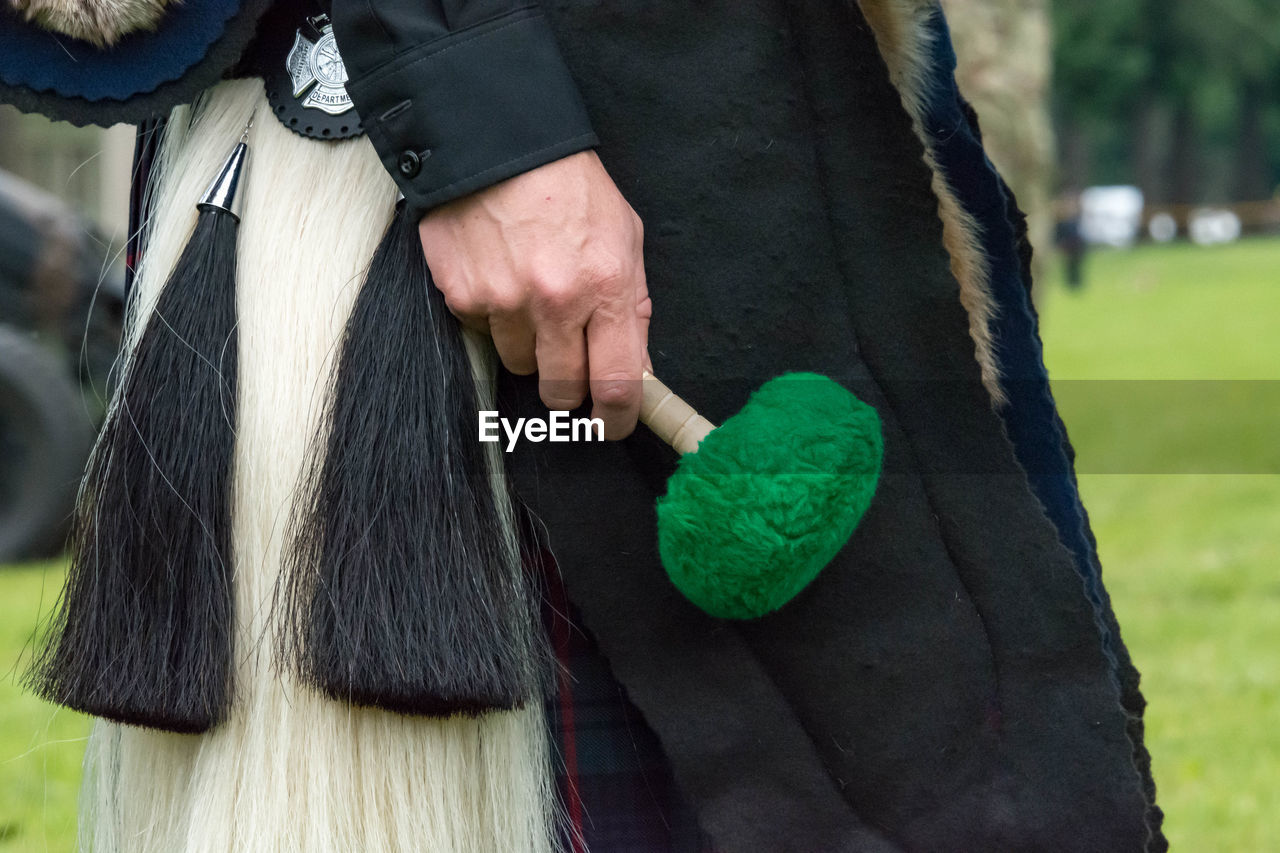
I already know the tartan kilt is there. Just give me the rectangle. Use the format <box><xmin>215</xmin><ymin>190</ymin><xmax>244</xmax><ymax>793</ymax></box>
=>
<box><xmin>542</xmin><ymin>552</ymin><xmax>721</xmax><ymax>853</ymax></box>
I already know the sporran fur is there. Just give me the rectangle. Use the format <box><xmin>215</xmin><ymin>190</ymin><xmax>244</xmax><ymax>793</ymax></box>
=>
<box><xmin>279</xmin><ymin>203</ymin><xmax>551</xmax><ymax>716</ymax></box>
<box><xmin>28</xmin><ymin>138</ymin><xmax>242</xmax><ymax>736</ymax></box>
<box><xmin>77</xmin><ymin>79</ymin><xmax>560</xmax><ymax>853</ymax></box>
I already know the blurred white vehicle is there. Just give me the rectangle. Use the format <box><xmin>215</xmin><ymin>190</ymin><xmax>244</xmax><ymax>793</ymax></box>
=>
<box><xmin>1188</xmin><ymin>208</ymin><xmax>1242</xmax><ymax>246</ymax></box>
<box><xmin>1147</xmin><ymin>212</ymin><xmax>1178</xmax><ymax>243</ymax></box>
<box><xmin>1079</xmin><ymin>185</ymin><xmax>1145</xmax><ymax>248</ymax></box>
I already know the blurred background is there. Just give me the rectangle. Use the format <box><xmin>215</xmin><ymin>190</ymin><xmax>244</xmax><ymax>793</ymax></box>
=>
<box><xmin>1</xmin><ymin>2</ymin><xmax>1277</xmax><ymax>850</ymax></box>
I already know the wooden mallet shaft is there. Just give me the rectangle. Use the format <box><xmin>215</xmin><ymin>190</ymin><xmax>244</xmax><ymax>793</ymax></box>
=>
<box><xmin>640</xmin><ymin>371</ymin><xmax>716</xmax><ymax>455</ymax></box>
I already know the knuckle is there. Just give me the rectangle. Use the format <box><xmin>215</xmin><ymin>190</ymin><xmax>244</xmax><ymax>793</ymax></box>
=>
<box><xmin>636</xmin><ymin>295</ymin><xmax>654</xmax><ymax>321</ymax></box>
<box><xmin>524</xmin><ymin>266</ymin><xmax>556</xmax><ymax>293</ymax></box>
<box><xmin>582</xmin><ymin>254</ymin><xmax>628</xmax><ymax>289</ymax></box>
<box><xmin>441</xmin><ymin>288</ymin><xmax>479</xmax><ymax>318</ymax></box>
<box><xmin>593</xmin><ymin>376</ymin><xmax>640</xmax><ymax>409</ymax></box>
<box><xmin>488</xmin><ymin>289</ymin><xmax>525</xmax><ymax>317</ymax></box>
<box><xmin>533</xmin><ymin>278</ymin><xmax>579</xmax><ymax>314</ymax></box>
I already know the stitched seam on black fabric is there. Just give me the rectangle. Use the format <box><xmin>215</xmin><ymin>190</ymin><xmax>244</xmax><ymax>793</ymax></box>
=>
<box><xmin>355</xmin><ymin>5</ymin><xmax>541</xmax><ymax>90</ymax></box>
<box><xmin>362</xmin><ymin>0</ymin><xmax>395</xmax><ymax>57</ymax></box>
<box><xmin>779</xmin><ymin>0</ymin><xmax>1005</xmax><ymax>781</ymax></box>
<box><xmin>422</xmin><ymin>133</ymin><xmax>597</xmax><ymax>206</ymax></box>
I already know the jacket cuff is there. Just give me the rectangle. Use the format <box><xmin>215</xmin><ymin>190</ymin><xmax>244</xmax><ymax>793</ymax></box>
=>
<box><xmin>343</xmin><ymin>6</ymin><xmax>597</xmax><ymax>215</ymax></box>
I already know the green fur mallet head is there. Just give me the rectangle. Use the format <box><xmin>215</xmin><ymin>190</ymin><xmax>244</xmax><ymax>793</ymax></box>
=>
<box><xmin>640</xmin><ymin>372</ymin><xmax>883</xmax><ymax>620</ymax></box>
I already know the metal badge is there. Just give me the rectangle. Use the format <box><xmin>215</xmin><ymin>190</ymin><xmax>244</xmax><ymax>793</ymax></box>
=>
<box><xmin>266</xmin><ymin>14</ymin><xmax>364</xmax><ymax>140</ymax></box>
<box><xmin>287</xmin><ymin>17</ymin><xmax>353</xmax><ymax>116</ymax></box>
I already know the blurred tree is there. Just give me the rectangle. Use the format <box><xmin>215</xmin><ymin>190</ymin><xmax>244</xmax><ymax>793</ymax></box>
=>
<box><xmin>1053</xmin><ymin>0</ymin><xmax>1280</xmax><ymax>204</ymax></box>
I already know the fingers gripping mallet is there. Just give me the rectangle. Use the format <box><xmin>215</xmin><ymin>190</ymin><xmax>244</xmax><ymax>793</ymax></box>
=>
<box><xmin>640</xmin><ymin>371</ymin><xmax>884</xmax><ymax>619</ymax></box>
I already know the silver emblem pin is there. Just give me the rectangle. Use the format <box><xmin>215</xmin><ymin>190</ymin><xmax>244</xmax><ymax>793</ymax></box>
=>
<box><xmin>287</xmin><ymin>16</ymin><xmax>354</xmax><ymax>117</ymax></box>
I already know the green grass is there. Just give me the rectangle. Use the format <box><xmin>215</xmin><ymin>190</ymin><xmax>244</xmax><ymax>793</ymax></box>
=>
<box><xmin>0</xmin><ymin>562</ymin><xmax>89</xmax><ymax>853</ymax></box>
<box><xmin>1041</xmin><ymin>239</ymin><xmax>1280</xmax><ymax>852</ymax></box>
<box><xmin>1041</xmin><ymin>239</ymin><xmax>1280</xmax><ymax>380</ymax></box>
<box><xmin>1</xmin><ymin>240</ymin><xmax>1276</xmax><ymax>851</ymax></box>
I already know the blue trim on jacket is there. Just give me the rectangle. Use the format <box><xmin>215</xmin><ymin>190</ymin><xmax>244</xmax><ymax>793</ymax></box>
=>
<box><xmin>918</xmin><ymin>9</ymin><xmax>1116</xmax><ymax>665</ymax></box>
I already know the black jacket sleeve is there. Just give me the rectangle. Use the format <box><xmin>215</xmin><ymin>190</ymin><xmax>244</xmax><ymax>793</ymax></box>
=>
<box><xmin>329</xmin><ymin>0</ymin><xmax>597</xmax><ymax>214</ymax></box>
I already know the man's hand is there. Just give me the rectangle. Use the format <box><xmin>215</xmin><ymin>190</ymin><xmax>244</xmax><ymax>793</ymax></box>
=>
<box><xmin>419</xmin><ymin>150</ymin><xmax>650</xmax><ymax>439</ymax></box>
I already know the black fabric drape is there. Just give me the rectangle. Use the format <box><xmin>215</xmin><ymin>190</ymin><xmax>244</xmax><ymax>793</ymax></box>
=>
<box><xmin>497</xmin><ymin>2</ymin><xmax>1152</xmax><ymax>850</ymax></box>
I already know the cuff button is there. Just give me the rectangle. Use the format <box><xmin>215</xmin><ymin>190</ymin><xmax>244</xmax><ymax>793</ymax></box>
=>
<box><xmin>398</xmin><ymin>150</ymin><xmax>424</xmax><ymax>178</ymax></box>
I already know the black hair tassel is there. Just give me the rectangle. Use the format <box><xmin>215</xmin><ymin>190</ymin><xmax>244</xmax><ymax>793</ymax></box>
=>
<box><xmin>28</xmin><ymin>128</ymin><xmax>251</xmax><ymax>733</ymax></box>
<box><xmin>281</xmin><ymin>203</ymin><xmax>548</xmax><ymax>716</ymax></box>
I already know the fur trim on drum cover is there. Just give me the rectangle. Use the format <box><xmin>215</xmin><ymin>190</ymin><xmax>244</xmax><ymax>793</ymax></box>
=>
<box><xmin>0</xmin><ymin>0</ymin><xmax>273</xmax><ymax>127</ymax></box>
<box><xmin>80</xmin><ymin>78</ymin><xmax>561</xmax><ymax>853</ymax></box>
<box><xmin>855</xmin><ymin>0</ymin><xmax>1003</xmax><ymax>406</ymax></box>
<box><xmin>9</xmin><ymin>0</ymin><xmax>176</xmax><ymax>47</ymax></box>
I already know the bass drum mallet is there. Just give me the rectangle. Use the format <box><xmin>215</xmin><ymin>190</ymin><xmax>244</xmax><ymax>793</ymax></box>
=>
<box><xmin>639</xmin><ymin>371</ymin><xmax>883</xmax><ymax>620</ymax></box>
